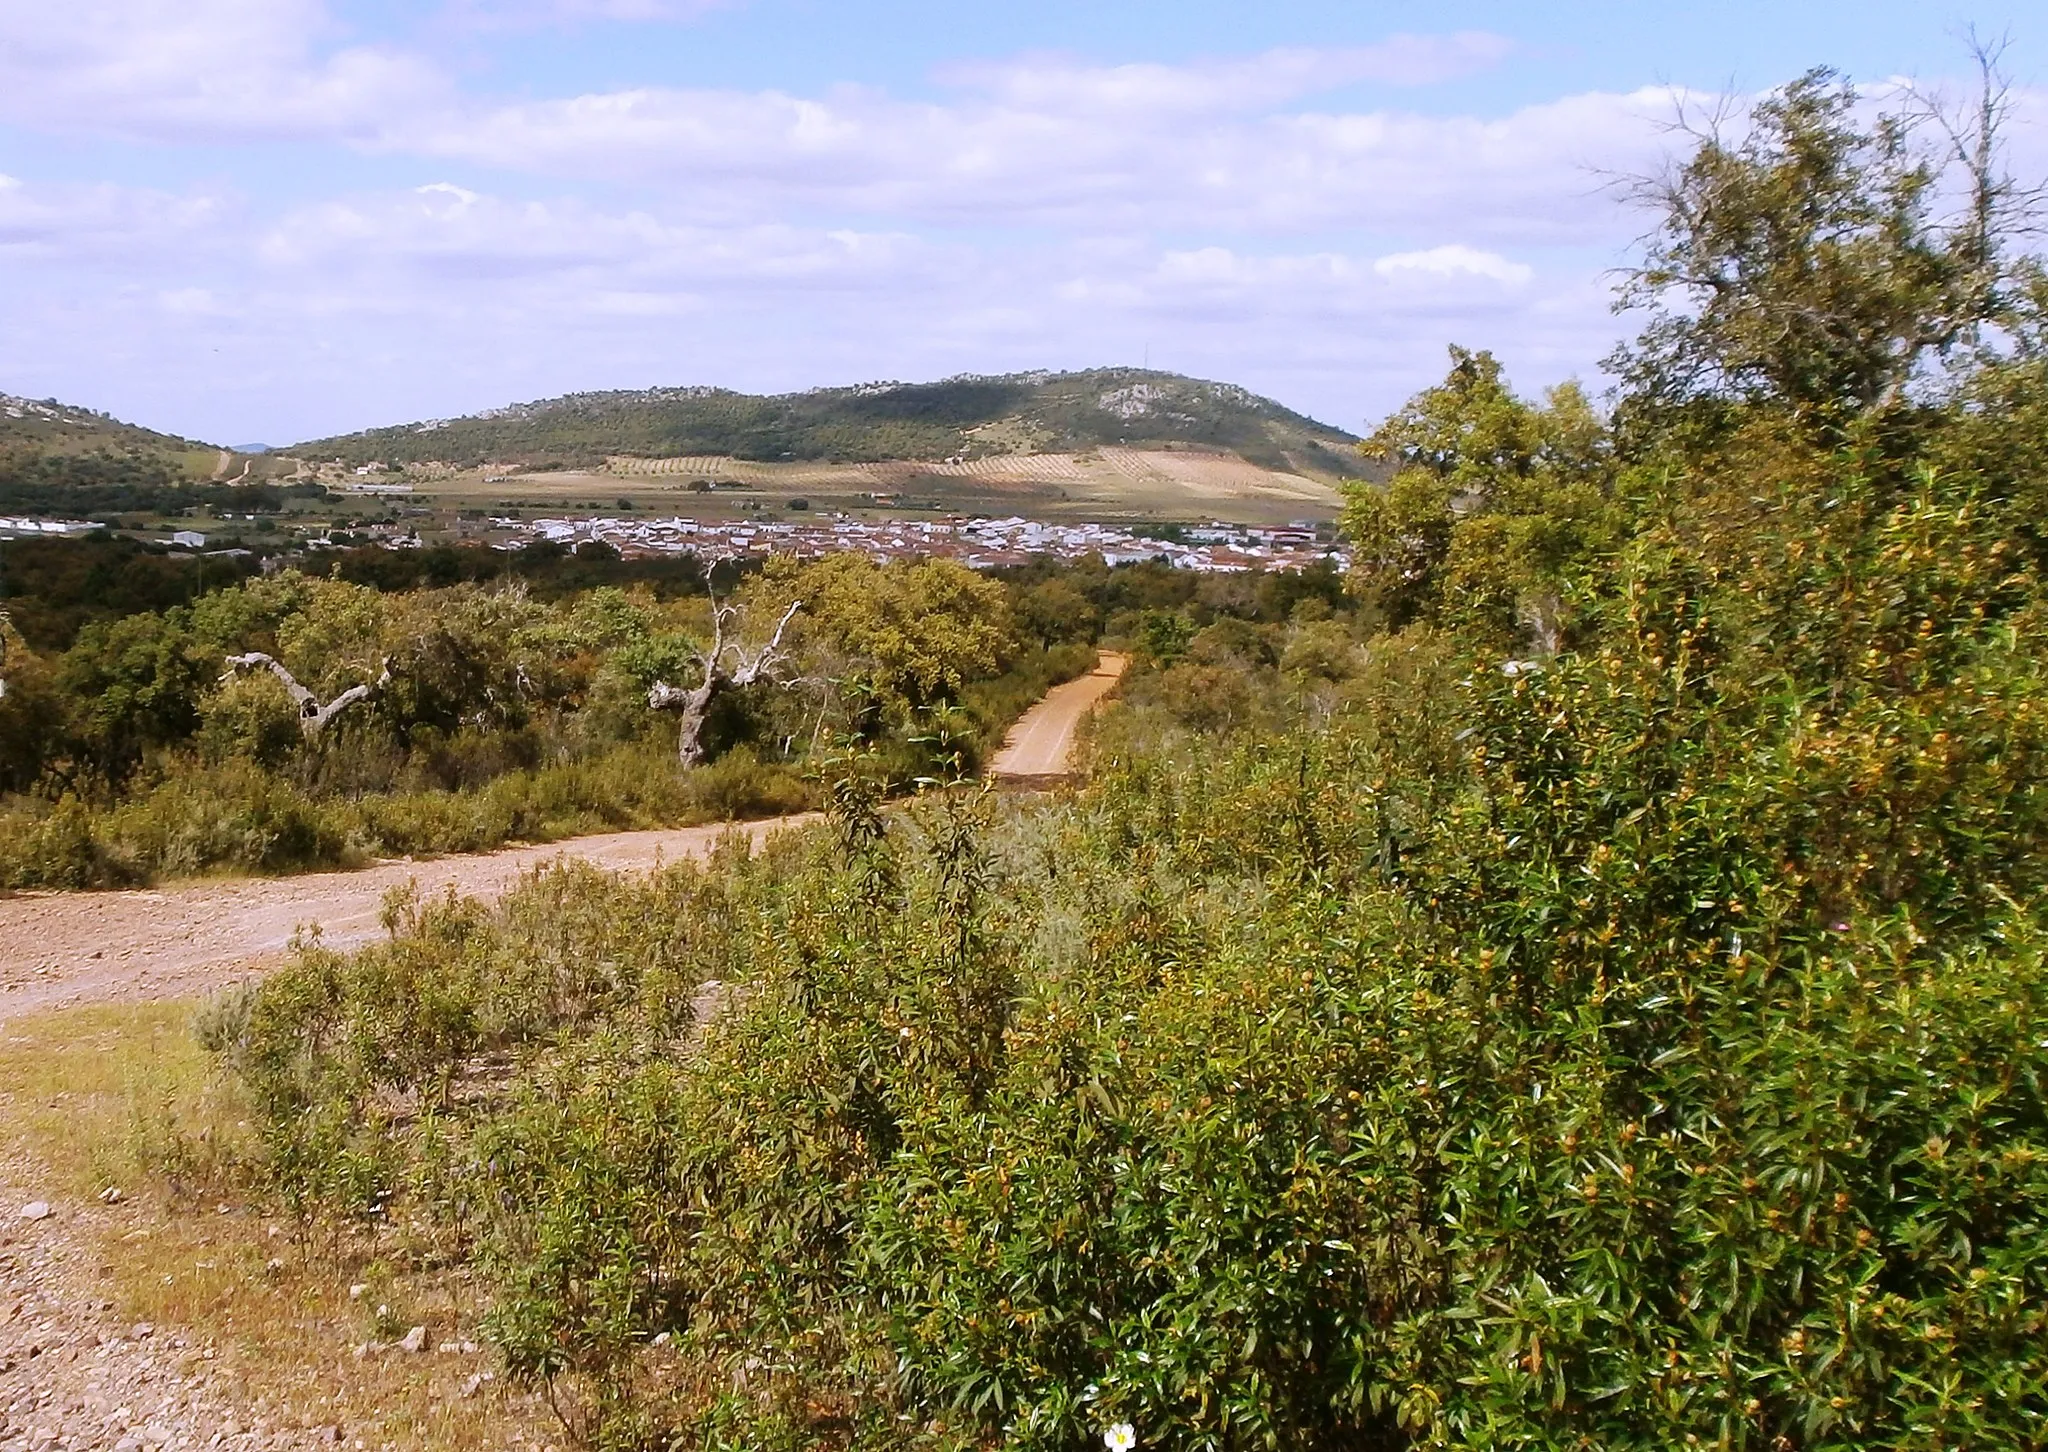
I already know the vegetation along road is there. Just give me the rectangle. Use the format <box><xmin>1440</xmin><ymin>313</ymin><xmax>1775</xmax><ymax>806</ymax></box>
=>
<box><xmin>0</xmin><ymin>652</ymin><xmax>1123</xmax><ymax>1016</ymax></box>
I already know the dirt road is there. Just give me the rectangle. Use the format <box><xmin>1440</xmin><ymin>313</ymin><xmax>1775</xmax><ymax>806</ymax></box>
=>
<box><xmin>988</xmin><ymin>651</ymin><xmax>1126</xmax><ymax>779</ymax></box>
<box><xmin>0</xmin><ymin>817</ymin><xmax>815</xmax><ymax>1019</ymax></box>
<box><xmin>0</xmin><ymin>650</ymin><xmax>1126</xmax><ymax>1018</ymax></box>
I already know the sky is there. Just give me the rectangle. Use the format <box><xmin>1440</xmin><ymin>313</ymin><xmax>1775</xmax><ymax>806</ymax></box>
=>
<box><xmin>0</xmin><ymin>1</ymin><xmax>2043</xmax><ymax>446</ymax></box>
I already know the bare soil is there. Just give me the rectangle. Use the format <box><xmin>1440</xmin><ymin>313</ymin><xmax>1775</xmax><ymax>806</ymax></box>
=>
<box><xmin>1</xmin><ymin>1163</ymin><xmax>334</xmax><ymax>1452</ymax></box>
<box><xmin>0</xmin><ymin>817</ymin><xmax>816</xmax><ymax>1020</ymax></box>
<box><xmin>987</xmin><ymin>651</ymin><xmax>1126</xmax><ymax>780</ymax></box>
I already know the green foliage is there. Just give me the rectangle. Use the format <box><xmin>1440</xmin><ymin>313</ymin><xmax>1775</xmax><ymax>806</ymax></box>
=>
<box><xmin>195</xmin><ymin>381</ymin><xmax>2048</xmax><ymax>1445</ymax></box>
<box><xmin>171</xmin><ymin>62</ymin><xmax>2048</xmax><ymax>1451</ymax></box>
<box><xmin>0</xmin><ymin>612</ymin><xmax>63</xmax><ymax>792</ymax></box>
<box><xmin>1341</xmin><ymin>347</ymin><xmax>1622</xmax><ymax>641</ymax></box>
<box><xmin>0</xmin><ymin>744</ymin><xmax>812</xmax><ymax>889</ymax></box>
<box><xmin>0</xmin><ymin>547</ymin><xmax>1085</xmax><ymax>885</ymax></box>
<box><xmin>292</xmin><ymin>369</ymin><xmax>1358</xmax><ymax>474</ymax></box>
<box><xmin>1612</xmin><ymin>66</ymin><xmax>2041</xmax><ymax>429</ymax></box>
<box><xmin>1</xmin><ymin>535</ymin><xmax>262</xmax><ymax>651</ymax></box>
<box><xmin>196</xmin><ymin>669</ymin><xmax>304</xmax><ymax>767</ymax></box>
<box><xmin>1135</xmin><ymin>610</ymin><xmax>1195</xmax><ymax>667</ymax></box>
<box><xmin>300</xmin><ymin>540</ymin><xmax>710</xmax><ymax>601</ymax></box>
<box><xmin>1015</xmin><ymin>579</ymin><xmax>1101</xmax><ymax>648</ymax></box>
<box><xmin>793</xmin><ymin>555</ymin><xmax>1019</xmax><ymax>711</ymax></box>
<box><xmin>58</xmin><ymin>608</ymin><xmax>217</xmax><ymax>783</ymax></box>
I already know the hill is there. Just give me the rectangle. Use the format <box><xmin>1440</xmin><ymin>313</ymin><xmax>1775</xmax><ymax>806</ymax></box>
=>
<box><xmin>0</xmin><ymin>394</ymin><xmax>295</xmax><ymax>519</ymax></box>
<box><xmin>1</xmin><ymin>392</ymin><xmax>213</xmax><ymax>518</ymax></box>
<box><xmin>0</xmin><ymin>393</ymin><xmax>209</xmax><ymax>459</ymax></box>
<box><xmin>294</xmin><ymin>369</ymin><xmax>1365</xmax><ymax>478</ymax></box>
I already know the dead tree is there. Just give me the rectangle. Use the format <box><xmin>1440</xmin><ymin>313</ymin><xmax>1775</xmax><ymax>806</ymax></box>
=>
<box><xmin>649</xmin><ymin>597</ymin><xmax>803</xmax><ymax>765</ymax></box>
<box><xmin>221</xmin><ymin>652</ymin><xmax>394</xmax><ymax>740</ymax></box>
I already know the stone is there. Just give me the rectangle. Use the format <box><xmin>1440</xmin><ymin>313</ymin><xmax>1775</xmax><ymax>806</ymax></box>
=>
<box><xmin>346</xmin><ymin>1284</ymin><xmax>367</xmax><ymax>1302</ymax></box>
<box><xmin>397</xmin><ymin>1326</ymin><xmax>426</xmax><ymax>1354</ymax></box>
<box><xmin>458</xmin><ymin>1373</ymin><xmax>485</xmax><ymax>1400</ymax></box>
<box><xmin>97</xmin><ymin>1188</ymin><xmax>123</xmax><ymax>1205</ymax></box>
<box><xmin>15</xmin><ymin>1203</ymin><xmax>50</xmax><ymax>1222</ymax></box>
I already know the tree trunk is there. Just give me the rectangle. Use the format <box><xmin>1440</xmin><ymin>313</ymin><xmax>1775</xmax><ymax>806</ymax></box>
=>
<box><xmin>651</xmin><ymin>675</ymin><xmax>722</xmax><ymax>765</ymax></box>
<box><xmin>646</xmin><ymin>596</ymin><xmax>803</xmax><ymax>767</ymax></box>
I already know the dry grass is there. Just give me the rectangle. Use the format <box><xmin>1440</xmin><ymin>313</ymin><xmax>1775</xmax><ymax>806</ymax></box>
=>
<box><xmin>0</xmin><ymin>1002</ymin><xmax>562</xmax><ymax>1450</ymax></box>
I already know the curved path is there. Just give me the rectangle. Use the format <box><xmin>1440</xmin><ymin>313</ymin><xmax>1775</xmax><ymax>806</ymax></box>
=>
<box><xmin>0</xmin><ymin>817</ymin><xmax>818</xmax><ymax>1017</ymax></box>
<box><xmin>988</xmin><ymin>651</ymin><xmax>1126</xmax><ymax>780</ymax></box>
<box><xmin>0</xmin><ymin>652</ymin><xmax>1125</xmax><ymax>1017</ymax></box>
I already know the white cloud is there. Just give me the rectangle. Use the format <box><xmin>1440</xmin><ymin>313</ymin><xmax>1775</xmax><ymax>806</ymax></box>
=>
<box><xmin>0</xmin><ymin>6</ymin><xmax>1660</xmax><ymax>242</ymax></box>
<box><xmin>1376</xmin><ymin>245</ymin><xmax>1533</xmax><ymax>284</ymax></box>
<box><xmin>9</xmin><ymin>11</ymin><xmax>1908</xmax><ymax>443</ymax></box>
<box><xmin>408</xmin><ymin>80</ymin><xmax>1674</xmax><ymax>242</ymax></box>
<box><xmin>0</xmin><ymin>171</ymin><xmax>1619</xmax><ymax>442</ymax></box>
<box><xmin>0</xmin><ymin>174</ymin><xmax>224</xmax><ymax>262</ymax></box>
<box><xmin>439</xmin><ymin>0</ymin><xmax>737</xmax><ymax>30</ymax></box>
<box><xmin>935</xmin><ymin>34</ymin><xmax>1516</xmax><ymax>113</ymax></box>
<box><xmin>0</xmin><ymin>0</ymin><xmax>446</xmax><ymax>142</ymax></box>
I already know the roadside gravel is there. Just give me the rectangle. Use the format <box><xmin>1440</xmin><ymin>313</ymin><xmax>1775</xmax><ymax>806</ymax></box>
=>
<box><xmin>0</xmin><ymin>1168</ymin><xmax>329</xmax><ymax>1452</ymax></box>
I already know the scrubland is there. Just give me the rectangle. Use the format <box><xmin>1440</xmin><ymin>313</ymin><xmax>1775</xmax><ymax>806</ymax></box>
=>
<box><xmin>4</xmin><ymin>64</ymin><xmax>2048</xmax><ymax>1452</ymax></box>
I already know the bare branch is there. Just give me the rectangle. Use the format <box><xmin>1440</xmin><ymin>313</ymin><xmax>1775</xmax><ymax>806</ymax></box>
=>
<box><xmin>221</xmin><ymin>652</ymin><xmax>393</xmax><ymax>739</ymax></box>
<box><xmin>729</xmin><ymin>598</ymin><xmax>805</xmax><ymax>686</ymax></box>
<box><xmin>647</xmin><ymin>679</ymin><xmax>698</xmax><ymax>711</ymax></box>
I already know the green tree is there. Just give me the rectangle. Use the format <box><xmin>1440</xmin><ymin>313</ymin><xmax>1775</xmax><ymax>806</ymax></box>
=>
<box><xmin>795</xmin><ymin>556</ymin><xmax>1016</xmax><ymax>711</ymax></box>
<box><xmin>1341</xmin><ymin>348</ymin><xmax>1617</xmax><ymax>642</ymax></box>
<box><xmin>0</xmin><ymin>614</ymin><xmax>62</xmax><ymax>792</ymax></box>
<box><xmin>58</xmin><ymin>608</ymin><xmax>213</xmax><ymax>784</ymax></box>
<box><xmin>1613</xmin><ymin>59</ymin><xmax>2041</xmax><ymax>430</ymax></box>
<box><xmin>1015</xmin><ymin>578</ymin><xmax>1101</xmax><ymax>647</ymax></box>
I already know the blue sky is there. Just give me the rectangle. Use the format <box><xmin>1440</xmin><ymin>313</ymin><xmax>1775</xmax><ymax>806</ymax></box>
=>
<box><xmin>0</xmin><ymin>0</ymin><xmax>2041</xmax><ymax>445</ymax></box>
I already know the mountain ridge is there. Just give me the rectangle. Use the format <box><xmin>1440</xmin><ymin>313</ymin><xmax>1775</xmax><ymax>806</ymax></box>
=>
<box><xmin>295</xmin><ymin>369</ymin><xmax>1365</xmax><ymax>480</ymax></box>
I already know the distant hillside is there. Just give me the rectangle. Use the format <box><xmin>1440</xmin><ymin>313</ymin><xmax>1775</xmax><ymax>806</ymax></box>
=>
<box><xmin>0</xmin><ymin>394</ymin><xmax>208</xmax><ymax>458</ymax></box>
<box><xmin>295</xmin><ymin>370</ymin><xmax>1364</xmax><ymax>478</ymax></box>
<box><xmin>0</xmin><ymin>394</ymin><xmax>289</xmax><ymax>519</ymax></box>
